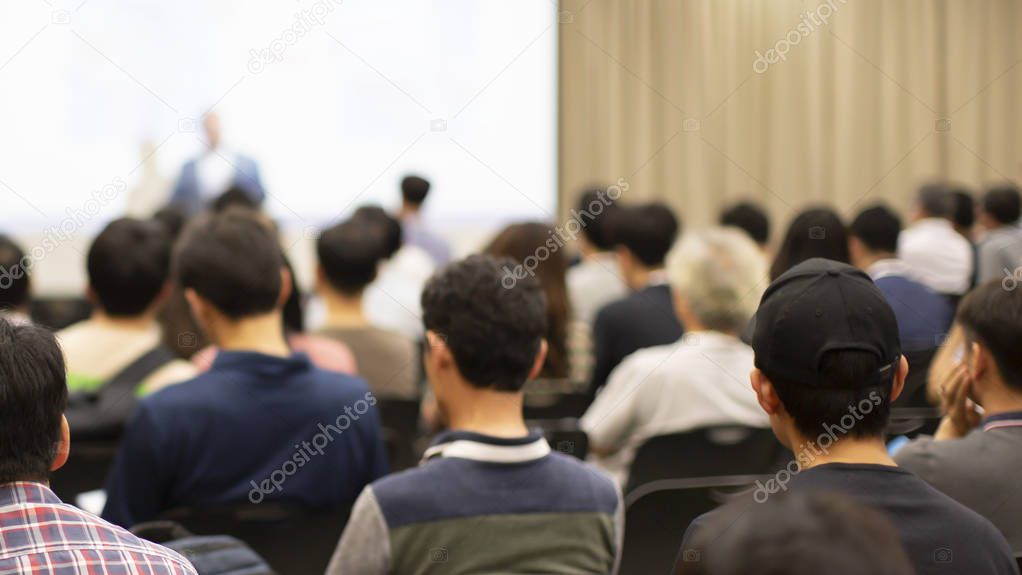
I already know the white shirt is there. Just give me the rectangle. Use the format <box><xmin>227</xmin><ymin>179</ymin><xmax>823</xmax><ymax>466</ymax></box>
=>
<box><xmin>580</xmin><ymin>331</ymin><xmax>768</xmax><ymax>486</ymax></box>
<box><xmin>567</xmin><ymin>252</ymin><xmax>627</xmax><ymax>325</ymax></box>
<box><xmin>897</xmin><ymin>218</ymin><xmax>973</xmax><ymax>295</ymax></box>
<box><xmin>196</xmin><ymin>148</ymin><xmax>237</xmax><ymax>201</ymax></box>
<box><xmin>364</xmin><ymin>244</ymin><xmax>435</xmax><ymax>341</ymax></box>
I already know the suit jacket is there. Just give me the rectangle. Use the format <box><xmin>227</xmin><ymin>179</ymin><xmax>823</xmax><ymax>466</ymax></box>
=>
<box><xmin>169</xmin><ymin>154</ymin><xmax>265</xmax><ymax>214</ymax></box>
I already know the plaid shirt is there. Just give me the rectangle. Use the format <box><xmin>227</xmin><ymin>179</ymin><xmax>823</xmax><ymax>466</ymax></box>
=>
<box><xmin>0</xmin><ymin>482</ymin><xmax>196</xmax><ymax>575</ymax></box>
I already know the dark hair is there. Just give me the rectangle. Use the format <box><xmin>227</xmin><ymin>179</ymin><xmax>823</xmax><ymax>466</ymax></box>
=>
<box><xmin>679</xmin><ymin>492</ymin><xmax>912</xmax><ymax>575</ymax></box>
<box><xmin>484</xmin><ymin>223</ymin><xmax>570</xmax><ymax>379</ymax></box>
<box><xmin>917</xmin><ymin>182</ymin><xmax>955</xmax><ymax>219</ymax></box>
<box><xmin>768</xmin><ymin>349</ymin><xmax>894</xmax><ymax>440</ymax></box>
<box><xmin>422</xmin><ymin>255</ymin><xmax>547</xmax><ymax>391</ymax></box>
<box><xmin>88</xmin><ymin>218</ymin><xmax>172</xmax><ymax>317</ymax></box>
<box><xmin>615</xmin><ymin>202</ymin><xmax>680</xmax><ymax>267</ymax></box>
<box><xmin>353</xmin><ymin>205</ymin><xmax>402</xmax><ymax>259</ymax></box>
<box><xmin>281</xmin><ymin>254</ymin><xmax>304</xmax><ymax>333</ymax></box>
<box><xmin>0</xmin><ymin>235</ymin><xmax>30</xmax><ymax>311</ymax></box>
<box><xmin>957</xmin><ymin>280</ymin><xmax>1022</xmax><ymax>390</ymax></box>
<box><xmin>212</xmin><ymin>185</ymin><xmax>259</xmax><ymax>213</ymax></box>
<box><xmin>174</xmin><ymin>210</ymin><xmax>284</xmax><ymax>319</ymax></box>
<box><xmin>152</xmin><ymin>206</ymin><xmax>189</xmax><ymax>241</ymax></box>
<box><xmin>981</xmin><ymin>183</ymin><xmax>1022</xmax><ymax>225</ymax></box>
<box><xmin>317</xmin><ymin>219</ymin><xmax>382</xmax><ymax>296</ymax></box>
<box><xmin>576</xmin><ymin>187</ymin><xmax>621</xmax><ymax>251</ymax></box>
<box><xmin>849</xmin><ymin>205</ymin><xmax>901</xmax><ymax>254</ymax></box>
<box><xmin>950</xmin><ymin>187</ymin><xmax>976</xmax><ymax>231</ymax></box>
<box><xmin>0</xmin><ymin>320</ymin><xmax>68</xmax><ymax>483</ymax></box>
<box><xmin>720</xmin><ymin>201</ymin><xmax>770</xmax><ymax>246</ymax></box>
<box><xmin>401</xmin><ymin>175</ymin><xmax>431</xmax><ymax>206</ymax></box>
<box><xmin>770</xmin><ymin>208</ymin><xmax>849</xmax><ymax>281</ymax></box>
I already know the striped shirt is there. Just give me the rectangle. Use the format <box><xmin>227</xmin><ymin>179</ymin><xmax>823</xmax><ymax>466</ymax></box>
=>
<box><xmin>0</xmin><ymin>482</ymin><xmax>196</xmax><ymax>574</ymax></box>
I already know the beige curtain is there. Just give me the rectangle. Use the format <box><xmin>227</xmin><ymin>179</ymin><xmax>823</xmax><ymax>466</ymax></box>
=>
<box><xmin>559</xmin><ymin>0</ymin><xmax>1022</xmax><ymax>237</ymax></box>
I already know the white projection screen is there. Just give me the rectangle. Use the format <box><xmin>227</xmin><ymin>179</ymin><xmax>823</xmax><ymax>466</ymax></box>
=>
<box><xmin>0</xmin><ymin>0</ymin><xmax>557</xmax><ymax>293</ymax></box>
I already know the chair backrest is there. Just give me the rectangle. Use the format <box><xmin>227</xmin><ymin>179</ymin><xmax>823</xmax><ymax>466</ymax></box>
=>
<box><xmin>160</xmin><ymin>503</ymin><xmax>348</xmax><ymax>575</ymax></box>
<box><xmin>376</xmin><ymin>397</ymin><xmax>421</xmax><ymax>471</ymax></box>
<box><xmin>527</xmin><ymin>418</ymin><xmax>589</xmax><ymax>460</ymax></box>
<box><xmin>1015</xmin><ymin>553</ymin><xmax>1022</xmax><ymax>573</ymax></box>
<box><xmin>49</xmin><ymin>440</ymin><xmax>120</xmax><ymax>505</ymax></box>
<box><xmin>522</xmin><ymin>390</ymin><xmax>590</xmax><ymax>420</ymax></box>
<box><xmin>895</xmin><ymin>347</ymin><xmax>938</xmax><ymax>407</ymax></box>
<box><xmin>625</xmin><ymin>426</ymin><xmax>786</xmax><ymax>495</ymax></box>
<box><xmin>887</xmin><ymin>406</ymin><xmax>942</xmax><ymax>438</ymax></box>
<box><xmin>621</xmin><ymin>475</ymin><xmax>766</xmax><ymax>575</ymax></box>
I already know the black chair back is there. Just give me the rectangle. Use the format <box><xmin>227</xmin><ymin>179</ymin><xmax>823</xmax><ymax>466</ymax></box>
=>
<box><xmin>621</xmin><ymin>475</ymin><xmax>766</xmax><ymax>575</ymax></box>
<box><xmin>625</xmin><ymin>426</ymin><xmax>786</xmax><ymax>494</ymax></box>
<box><xmin>527</xmin><ymin>418</ymin><xmax>589</xmax><ymax>460</ymax></box>
<box><xmin>1015</xmin><ymin>553</ymin><xmax>1022</xmax><ymax>573</ymax></box>
<box><xmin>896</xmin><ymin>347</ymin><xmax>938</xmax><ymax>407</ymax></box>
<box><xmin>887</xmin><ymin>406</ymin><xmax>943</xmax><ymax>438</ymax></box>
<box><xmin>522</xmin><ymin>391</ymin><xmax>589</xmax><ymax>420</ymax></box>
<box><xmin>49</xmin><ymin>440</ymin><xmax>119</xmax><ymax>505</ymax></box>
<box><xmin>160</xmin><ymin>503</ymin><xmax>348</xmax><ymax>575</ymax></box>
<box><xmin>377</xmin><ymin>398</ymin><xmax>421</xmax><ymax>471</ymax></box>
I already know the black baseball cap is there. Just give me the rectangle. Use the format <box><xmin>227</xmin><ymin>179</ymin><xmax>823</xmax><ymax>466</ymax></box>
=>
<box><xmin>752</xmin><ymin>258</ymin><xmax>901</xmax><ymax>387</ymax></box>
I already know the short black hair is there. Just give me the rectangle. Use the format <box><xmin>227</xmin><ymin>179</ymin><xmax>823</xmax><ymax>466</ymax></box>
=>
<box><xmin>576</xmin><ymin>187</ymin><xmax>621</xmax><ymax>251</ymax></box>
<box><xmin>680</xmin><ymin>492</ymin><xmax>912</xmax><ymax>575</ymax></box>
<box><xmin>317</xmin><ymin>219</ymin><xmax>382</xmax><ymax>296</ymax></box>
<box><xmin>152</xmin><ymin>206</ymin><xmax>188</xmax><ymax>241</ymax></box>
<box><xmin>720</xmin><ymin>201</ymin><xmax>770</xmax><ymax>246</ymax></box>
<box><xmin>770</xmin><ymin>208</ymin><xmax>849</xmax><ymax>281</ymax></box>
<box><xmin>768</xmin><ymin>349</ymin><xmax>894</xmax><ymax>440</ymax></box>
<box><xmin>0</xmin><ymin>235</ymin><xmax>30</xmax><ymax>311</ymax></box>
<box><xmin>981</xmin><ymin>183</ymin><xmax>1022</xmax><ymax>225</ymax></box>
<box><xmin>421</xmin><ymin>255</ymin><xmax>546</xmax><ymax>391</ymax></box>
<box><xmin>849</xmin><ymin>205</ymin><xmax>902</xmax><ymax>254</ymax></box>
<box><xmin>87</xmin><ymin>218</ymin><xmax>172</xmax><ymax>317</ymax></box>
<box><xmin>950</xmin><ymin>187</ymin><xmax>976</xmax><ymax>230</ymax></box>
<box><xmin>615</xmin><ymin>202</ymin><xmax>680</xmax><ymax>267</ymax></box>
<box><xmin>957</xmin><ymin>280</ymin><xmax>1022</xmax><ymax>390</ymax></box>
<box><xmin>213</xmin><ymin>185</ymin><xmax>259</xmax><ymax>213</ymax></box>
<box><xmin>0</xmin><ymin>319</ymin><xmax>68</xmax><ymax>483</ymax></box>
<box><xmin>917</xmin><ymin>182</ymin><xmax>955</xmax><ymax>218</ymax></box>
<box><xmin>401</xmin><ymin>175</ymin><xmax>431</xmax><ymax>206</ymax></box>
<box><xmin>353</xmin><ymin>205</ymin><xmax>402</xmax><ymax>259</ymax></box>
<box><xmin>174</xmin><ymin>209</ymin><xmax>284</xmax><ymax>319</ymax></box>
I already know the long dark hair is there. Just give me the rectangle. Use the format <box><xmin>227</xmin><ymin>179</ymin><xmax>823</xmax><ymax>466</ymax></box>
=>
<box><xmin>770</xmin><ymin>207</ymin><xmax>850</xmax><ymax>281</ymax></box>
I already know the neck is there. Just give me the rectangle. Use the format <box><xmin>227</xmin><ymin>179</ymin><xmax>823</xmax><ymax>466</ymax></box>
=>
<box><xmin>444</xmin><ymin>387</ymin><xmax>529</xmax><ymax>438</ymax></box>
<box><xmin>627</xmin><ymin>265</ymin><xmax>663</xmax><ymax>290</ymax></box>
<box><xmin>213</xmin><ymin>312</ymin><xmax>291</xmax><ymax>357</ymax></box>
<box><xmin>793</xmin><ymin>434</ymin><xmax>896</xmax><ymax>470</ymax></box>
<box><xmin>400</xmin><ymin>204</ymin><xmax>420</xmax><ymax>218</ymax></box>
<box><xmin>321</xmin><ymin>288</ymin><xmax>367</xmax><ymax>328</ymax></box>
<box><xmin>976</xmin><ymin>384</ymin><xmax>1022</xmax><ymax>418</ymax></box>
<box><xmin>92</xmin><ymin>310</ymin><xmax>155</xmax><ymax>331</ymax></box>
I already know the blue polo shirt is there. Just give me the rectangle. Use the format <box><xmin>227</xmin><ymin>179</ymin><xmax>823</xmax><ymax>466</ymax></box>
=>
<box><xmin>102</xmin><ymin>351</ymin><xmax>388</xmax><ymax>528</ymax></box>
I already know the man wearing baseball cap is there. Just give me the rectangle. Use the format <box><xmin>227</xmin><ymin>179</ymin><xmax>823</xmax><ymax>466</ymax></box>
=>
<box><xmin>675</xmin><ymin>259</ymin><xmax>1017</xmax><ymax>575</ymax></box>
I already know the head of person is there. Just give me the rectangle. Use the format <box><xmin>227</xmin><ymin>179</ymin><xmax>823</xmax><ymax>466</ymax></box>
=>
<box><xmin>203</xmin><ymin>112</ymin><xmax>222</xmax><ymax>150</ymax></box>
<box><xmin>950</xmin><ymin>186</ymin><xmax>976</xmax><ymax>237</ymax></box>
<box><xmin>769</xmin><ymin>207</ymin><xmax>849</xmax><ymax>281</ymax></box>
<box><xmin>979</xmin><ymin>183</ymin><xmax>1022</xmax><ymax>230</ymax></box>
<box><xmin>848</xmin><ymin>205</ymin><xmax>902</xmax><ymax>270</ymax></box>
<box><xmin>421</xmin><ymin>255</ymin><xmax>548</xmax><ymax>416</ymax></box>
<box><xmin>750</xmin><ymin>259</ymin><xmax>908</xmax><ymax>452</ymax></box>
<box><xmin>152</xmin><ymin>206</ymin><xmax>188</xmax><ymax>241</ymax></box>
<box><xmin>667</xmin><ymin>228</ymin><xmax>767</xmax><ymax>335</ymax></box>
<box><xmin>316</xmin><ymin>218</ymin><xmax>383</xmax><ymax>300</ymax></box>
<box><xmin>174</xmin><ymin>209</ymin><xmax>289</xmax><ymax>343</ymax></box>
<box><xmin>0</xmin><ymin>235</ymin><xmax>31</xmax><ymax>313</ymax></box>
<box><xmin>87</xmin><ymin>218</ymin><xmax>172</xmax><ymax>319</ymax></box>
<box><xmin>719</xmin><ymin>200</ymin><xmax>771</xmax><ymax>249</ymax></box>
<box><xmin>954</xmin><ymin>280</ymin><xmax>1022</xmax><ymax>403</ymax></box>
<box><xmin>484</xmin><ymin>222</ymin><xmax>569</xmax><ymax>379</ymax></box>
<box><xmin>0</xmin><ymin>319</ymin><xmax>70</xmax><ymax>484</ymax></box>
<box><xmin>400</xmin><ymin>175</ymin><xmax>431</xmax><ymax>211</ymax></box>
<box><xmin>575</xmin><ymin>187</ymin><xmax>622</xmax><ymax>255</ymax></box>
<box><xmin>614</xmin><ymin>202</ymin><xmax>680</xmax><ymax>288</ymax></box>
<box><xmin>913</xmin><ymin>182</ymin><xmax>955</xmax><ymax>221</ymax></box>
<box><xmin>212</xmin><ymin>185</ymin><xmax>259</xmax><ymax>214</ymax></box>
<box><xmin>353</xmin><ymin>205</ymin><xmax>403</xmax><ymax>260</ymax></box>
<box><xmin>678</xmin><ymin>491</ymin><xmax>913</xmax><ymax>575</ymax></box>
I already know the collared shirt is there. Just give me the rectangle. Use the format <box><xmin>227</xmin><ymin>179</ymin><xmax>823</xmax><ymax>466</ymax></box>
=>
<box><xmin>898</xmin><ymin>218</ymin><xmax>974</xmax><ymax>295</ymax></box>
<box><xmin>0</xmin><ymin>482</ymin><xmax>196</xmax><ymax>574</ymax></box>
<box><xmin>976</xmin><ymin>226</ymin><xmax>1022</xmax><ymax>285</ymax></box>
<box><xmin>981</xmin><ymin>410</ymin><xmax>1022</xmax><ymax>431</ymax></box>
<box><xmin>327</xmin><ymin>429</ymin><xmax>623</xmax><ymax>575</ymax></box>
<box><xmin>866</xmin><ymin>258</ymin><xmax>954</xmax><ymax>352</ymax></box>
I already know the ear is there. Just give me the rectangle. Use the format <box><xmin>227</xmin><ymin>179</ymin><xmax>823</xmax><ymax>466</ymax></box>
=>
<box><xmin>85</xmin><ymin>286</ymin><xmax>99</xmax><ymax>308</ymax></box>
<box><xmin>184</xmin><ymin>288</ymin><xmax>205</xmax><ymax>318</ymax></box>
<box><xmin>848</xmin><ymin>236</ymin><xmax>863</xmax><ymax>261</ymax></box>
<box><xmin>967</xmin><ymin>340</ymin><xmax>989</xmax><ymax>382</ymax></box>
<box><xmin>750</xmin><ymin>368</ymin><xmax>783</xmax><ymax>415</ymax></box>
<box><xmin>890</xmin><ymin>355</ymin><xmax>909</xmax><ymax>403</ymax></box>
<box><xmin>526</xmin><ymin>339</ymin><xmax>549</xmax><ymax>381</ymax></box>
<box><xmin>277</xmin><ymin>267</ymin><xmax>293</xmax><ymax>308</ymax></box>
<box><xmin>425</xmin><ymin>330</ymin><xmax>454</xmax><ymax>370</ymax></box>
<box><xmin>51</xmin><ymin>415</ymin><xmax>70</xmax><ymax>472</ymax></box>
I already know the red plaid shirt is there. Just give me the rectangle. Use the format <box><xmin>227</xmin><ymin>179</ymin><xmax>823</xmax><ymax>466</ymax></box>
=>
<box><xmin>0</xmin><ymin>482</ymin><xmax>196</xmax><ymax>574</ymax></box>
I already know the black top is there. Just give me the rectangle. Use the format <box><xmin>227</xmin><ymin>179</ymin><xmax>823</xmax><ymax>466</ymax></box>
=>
<box><xmin>587</xmin><ymin>283</ymin><xmax>684</xmax><ymax>397</ymax></box>
<box><xmin>679</xmin><ymin>463</ymin><xmax>1018</xmax><ymax>575</ymax></box>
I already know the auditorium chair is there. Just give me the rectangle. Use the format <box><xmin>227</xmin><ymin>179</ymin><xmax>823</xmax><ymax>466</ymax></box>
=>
<box><xmin>526</xmin><ymin>418</ymin><xmax>589</xmax><ymax>460</ymax></box>
<box><xmin>159</xmin><ymin>503</ymin><xmax>348</xmax><ymax>575</ymax></box>
<box><xmin>522</xmin><ymin>379</ymin><xmax>589</xmax><ymax>420</ymax></box>
<box><xmin>887</xmin><ymin>406</ymin><xmax>942</xmax><ymax>439</ymax></box>
<box><xmin>620</xmin><ymin>474</ymin><xmax>766</xmax><ymax>575</ymax></box>
<box><xmin>49</xmin><ymin>439</ymin><xmax>119</xmax><ymax>506</ymax></box>
<box><xmin>624</xmin><ymin>426</ymin><xmax>788</xmax><ymax>495</ymax></box>
<box><xmin>376</xmin><ymin>397</ymin><xmax>422</xmax><ymax>471</ymax></box>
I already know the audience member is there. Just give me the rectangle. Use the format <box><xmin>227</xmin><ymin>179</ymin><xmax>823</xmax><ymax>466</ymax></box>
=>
<box><xmin>950</xmin><ymin>186</ymin><xmax>977</xmax><ymax>238</ymax></box>
<box><xmin>976</xmin><ymin>183</ymin><xmax>1022</xmax><ymax>284</ymax></box>
<box><xmin>680</xmin><ymin>258</ymin><xmax>1016</xmax><ymax>575</ymax></box>
<box><xmin>316</xmin><ymin>218</ymin><xmax>418</xmax><ymax>398</ymax></box>
<box><xmin>355</xmin><ymin>205</ymin><xmax>435</xmax><ymax>341</ymax></box>
<box><xmin>895</xmin><ymin>280</ymin><xmax>1022</xmax><ymax>550</ymax></box>
<box><xmin>582</xmin><ymin>228</ymin><xmax>769</xmax><ymax>485</ymax></box>
<box><xmin>769</xmin><ymin>207</ymin><xmax>849</xmax><ymax>281</ymax></box>
<box><xmin>327</xmin><ymin>256</ymin><xmax>621</xmax><ymax>575</ymax></box>
<box><xmin>59</xmin><ymin>218</ymin><xmax>196</xmax><ymax>396</ymax></box>
<box><xmin>102</xmin><ymin>210</ymin><xmax>387</xmax><ymax>527</ymax></box>
<box><xmin>675</xmin><ymin>492</ymin><xmax>914</xmax><ymax>575</ymax></box>
<box><xmin>589</xmin><ymin>202</ymin><xmax>683</xmax><ymax>395</ymax></box>
<box><xmin>485</xmin><ymin>222</ymin><xmax>570</xmax><ymax>380</ymax></box>
<box><xmin>719</xmin><ymin>200</ymin><xmax>771</xmax><ymax>251</ymax></box>
<box><xmin>848</xmin><ymin>205</ymin><xmax>953</xmax><ymax>352</ymax></box>
<box><xmin>898</xmin><ymin>183</ymin><xmax>974</xmax><ymax>296</ymax></box>
<box><xmin>398</xmin><ymin>174</ymin><xmax>452</xmax><ymax>265</ymax></box>
<box><xmin>0</xmin><ymin>319</ymin><xmax>196</xmax><ymax>574</ymax></box>
<box><xmin>0</xmin><ymin>235</ymin><xmax>32</xmax><ymax>325</ymax></box>
<box><xmin>567</xmin><ymin>187</ymin><xmax>626</xmax><ymax>325</ymax></box>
